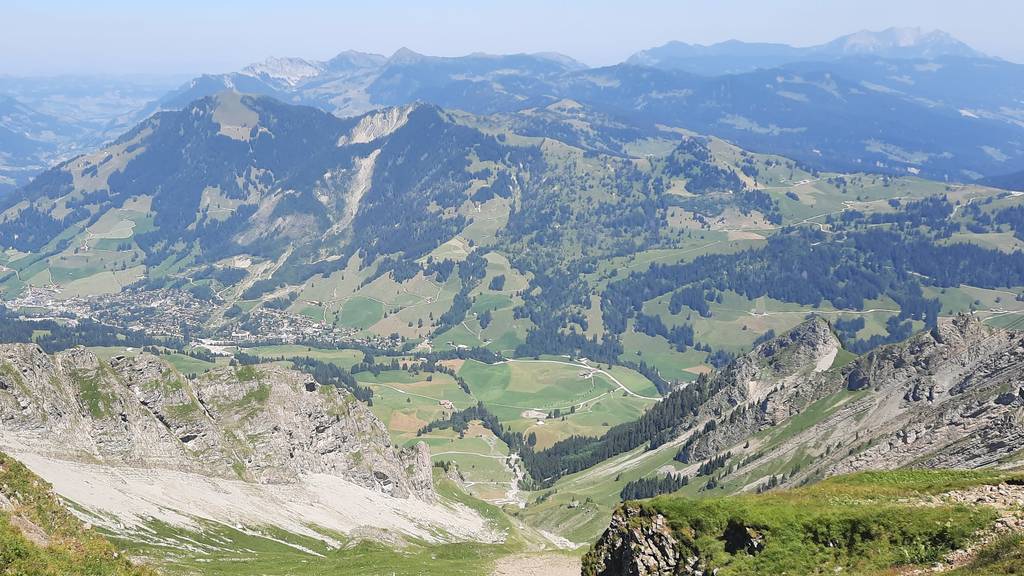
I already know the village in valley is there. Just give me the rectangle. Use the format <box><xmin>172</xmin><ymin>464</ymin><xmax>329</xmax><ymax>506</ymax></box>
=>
<box><xmin>3</xmin><ymin>283</ymin><xmax>398</xmax><ymax>351</ymax></box>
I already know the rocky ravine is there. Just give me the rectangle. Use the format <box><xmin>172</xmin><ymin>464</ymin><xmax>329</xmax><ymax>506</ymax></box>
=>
<box><xmin>0</xmin><ymin>345</ymin><xmax>496</xmax><ymax>545</ymax></box>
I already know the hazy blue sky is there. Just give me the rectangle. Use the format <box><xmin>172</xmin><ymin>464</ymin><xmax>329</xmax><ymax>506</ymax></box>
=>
<box><xmin>3</xmin><ymin>0</ymin><xmax>1022</xmax><ymax>75</ymax></box>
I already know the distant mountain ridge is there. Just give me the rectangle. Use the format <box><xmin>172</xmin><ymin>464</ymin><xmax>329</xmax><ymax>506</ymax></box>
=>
<box><xmin>0</xmin><ymin>92</ymin><xmax>553</xmax><ymax>295</ymax></box>
<box><xmin>0</xmin><ymin>75</ymin><xmax>188</xmax><ymax>195</ymax></box>
<box><xmin>626</xmin><ymin>27</ymin><xmax>987</xmax><ymax>73</ymax></box>
<box><xmin>983</xmin><ymin>168</ymin><xmax>1024</xmax><ymax>191</ymax></box>
<box><xmin>0</xmin><ymin>94</ymin><xmax>83</xmax><ymax>194</ymax></box>
<box><xmin>151</xmin><ymin>47</ymin><xmax>586</xmax><ymax>118</ymax></box>
<box><xmin>133</xmin><ymin>28</ymin><xmax>1024</xmax><ymax>181</ymax></box>
<box><xmin>820</xmin><ymin>27</ymin><xmax>984</xmax><ymax>59</ymax></box>
<box><xmin>3</xmin><ymin>27</ymin><xmax>1022</xmax><ymax>192</ymax></box>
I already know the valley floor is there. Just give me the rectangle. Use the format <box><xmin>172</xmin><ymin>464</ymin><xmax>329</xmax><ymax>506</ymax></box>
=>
<box><xmin>490</xmin><ymin>553</ymin><xmax>581</xmax><ymax>576</ymax></box>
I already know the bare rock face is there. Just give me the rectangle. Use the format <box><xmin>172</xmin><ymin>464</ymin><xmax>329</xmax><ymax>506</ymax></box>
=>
<box><xmin>674</xmin><ymin>314</ymin><xmax>1024</xmax><ymax>492</ymax></box>
<box><xmin>704</xmin><ymin>316</ymin><xmax>839</xmax><ymax>410</ymax></box>
<box><xmin>402</xmin><ymin>441</ymin><xmax>436</xmax><ymax>498</ymax></box>
<box><xmin>0</xmin><ymin>345</ymin><xmax>434</xmax><ymax>500</ymax></box>
<box><xmin>585</xmin><ymin>505</ymin><xmax>772</xmax><ymax>576</ymax></box>
<box><xmin>673</xmin><ymin>313</ymin><xmax>1024</xmax><ymax>481</ymax></box>
<box><xmin>722</xmin><ymin>519</ymin><xmax>764</xmax><ymax>556</ymax></box>
<box><xmin>824</xmin><ymin>313</ymin><xmax>1024</xmax><ymax>475</ymax></box>
<box><xmin>676</xmin><ymin>316</ymin><xmax>842</xmax><ymax>464</ymax></box>
<box><xmin>583</xmin><ymin>504</ymin><xmax>685</xmax><ymax>576</ymax></box>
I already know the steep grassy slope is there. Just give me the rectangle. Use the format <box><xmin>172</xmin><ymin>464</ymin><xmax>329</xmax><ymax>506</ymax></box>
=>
<box><xmin>0</xmin><ymin>451</ymin><xmax>154</xmax><ymax>575</ymax></box>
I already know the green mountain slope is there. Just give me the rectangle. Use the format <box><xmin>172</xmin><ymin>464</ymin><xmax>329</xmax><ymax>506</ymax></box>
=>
<box><xmin>3</xmin><ymin>95</ymin><xmax>1024</xmax><ymax>474</ymax></box>
<box><xmin>0</xmin><ymin>451</ymin><xmax>154</xmax><ymax>575</ymax></box>
<box><xmin>5</xmin><ymin>93</ymin><xmax>1024</xmax><ymax>381</ymax></box>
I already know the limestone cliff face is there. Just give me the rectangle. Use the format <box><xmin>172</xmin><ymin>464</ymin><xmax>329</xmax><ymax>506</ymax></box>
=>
<box><xmin>670</xmin><ymin>314</ymin><xmax>1024</xmax><ymax>482</ymax></box>
<box><xmin>0</xmin><ymin>345</ymin><xmax>434</xmax><ymax>500</ymax></box>
<box><xmin>676</xmin><ymin>316</ymin><xmax>842</xmax><ymax>464</ymax></box>
<box><xmin>826</xmin><ymin>314</ymin><xmax>1024</xmax><ymax>475</ymax></box>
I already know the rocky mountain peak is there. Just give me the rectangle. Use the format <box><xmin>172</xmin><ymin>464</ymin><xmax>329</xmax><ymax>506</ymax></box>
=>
<box><xmin>722</xmin><ymin>316</ymin><xmax>841</xmax><ymax>402</ymax></box>
<box><xmin>326</xmin><ymin>50</ymin><xmax>388</xmax><ymax>70</ymax></box>
<box><xmin>671</xmin><ymin>318</ymin><xmax>844</xmax><ymax>464</ymax></box>
<box><xmin>388</xmin><ymin>47</ymin><xmax>427</xmax><ymax>66</ymax></box>
<box><xmin>241</xmin><ymin>56</ymin><xmax>326</xmax><ymax>86</ymax></box>
<box><xmin>751</xmin><ymin>316</ymin><xmax>837</xmax><ymax>368</ymax></box>
<box><xmin>820</xmin><ymin>27</ymin><xmax>984</xmax><ymax>59</ymax></box>
<box><xmin>531</xmin><ymin>51</ymin><xmax>589</xmax><ymax>71</ymax></box>
<box><xmin>650</xmin><ymin>313</ymin><xmax>1024</xmax><ymax>517</ymax></box>
<box><xmin>844</xmin><ymin>313</ymin><xmax>997</xmax><ymax>395</ymax></box>
<box><xmin>936</xmin><ymin>310</ymin><xmax>990</xmax><ymax>342</ymax></box>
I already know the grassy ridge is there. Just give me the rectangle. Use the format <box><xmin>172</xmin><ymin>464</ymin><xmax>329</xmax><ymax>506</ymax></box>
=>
<box><xmin>585</xmin><ymin>469</ymin><xmax>1024</xmax><ymax>576</ymax></box>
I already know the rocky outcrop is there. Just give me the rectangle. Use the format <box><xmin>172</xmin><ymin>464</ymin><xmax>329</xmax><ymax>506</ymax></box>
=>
<box><xmin>584</xmin><ymin>505</ymin><xmax>769</xmax><ymax>576</ymax></box>
<box><xmin>0</xmin><ymin>344</ymin><xmax>434</xmax><ymax>500</ymax></box>
<box><xmin>583</xmin><ymin>504</ymin><xmax>687</xmax><ymax>576</ymax></box>
<box><xmin>661</xmin><ymin>313</ymin><xmax>1024</xmax><ymax>488</ymax></box>
<box><xmin>675</xmin><ymin>316</ymin><xmax>842</xmax><ymax>464</ymax></box>
<box><xmin>672</xmin><ymin>314</ymin><xmax>1024</xmax><ymax>493</ymax></box>
<box><xmin>587</xmin><ymin>473</ymin><xmax>1024</xmax><ymax>576</ymax></box>
<box><xmin>823</xmin><ymin>314</ymin><xmax>1024</xmax><ymax>476</ymax></box>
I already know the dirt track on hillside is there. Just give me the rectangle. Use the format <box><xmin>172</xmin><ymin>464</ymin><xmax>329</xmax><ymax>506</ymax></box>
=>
<box><xmin>491</xmin><ymin>553</ymin><xmax>580</xmax><ymax>576</ymax></box>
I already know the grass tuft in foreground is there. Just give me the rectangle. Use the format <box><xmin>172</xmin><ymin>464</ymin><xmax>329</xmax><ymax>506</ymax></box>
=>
<box><xmin>949</xmin><ymin>533</ymin><xmax>1024</xmax><ymax>576</ymax></box>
